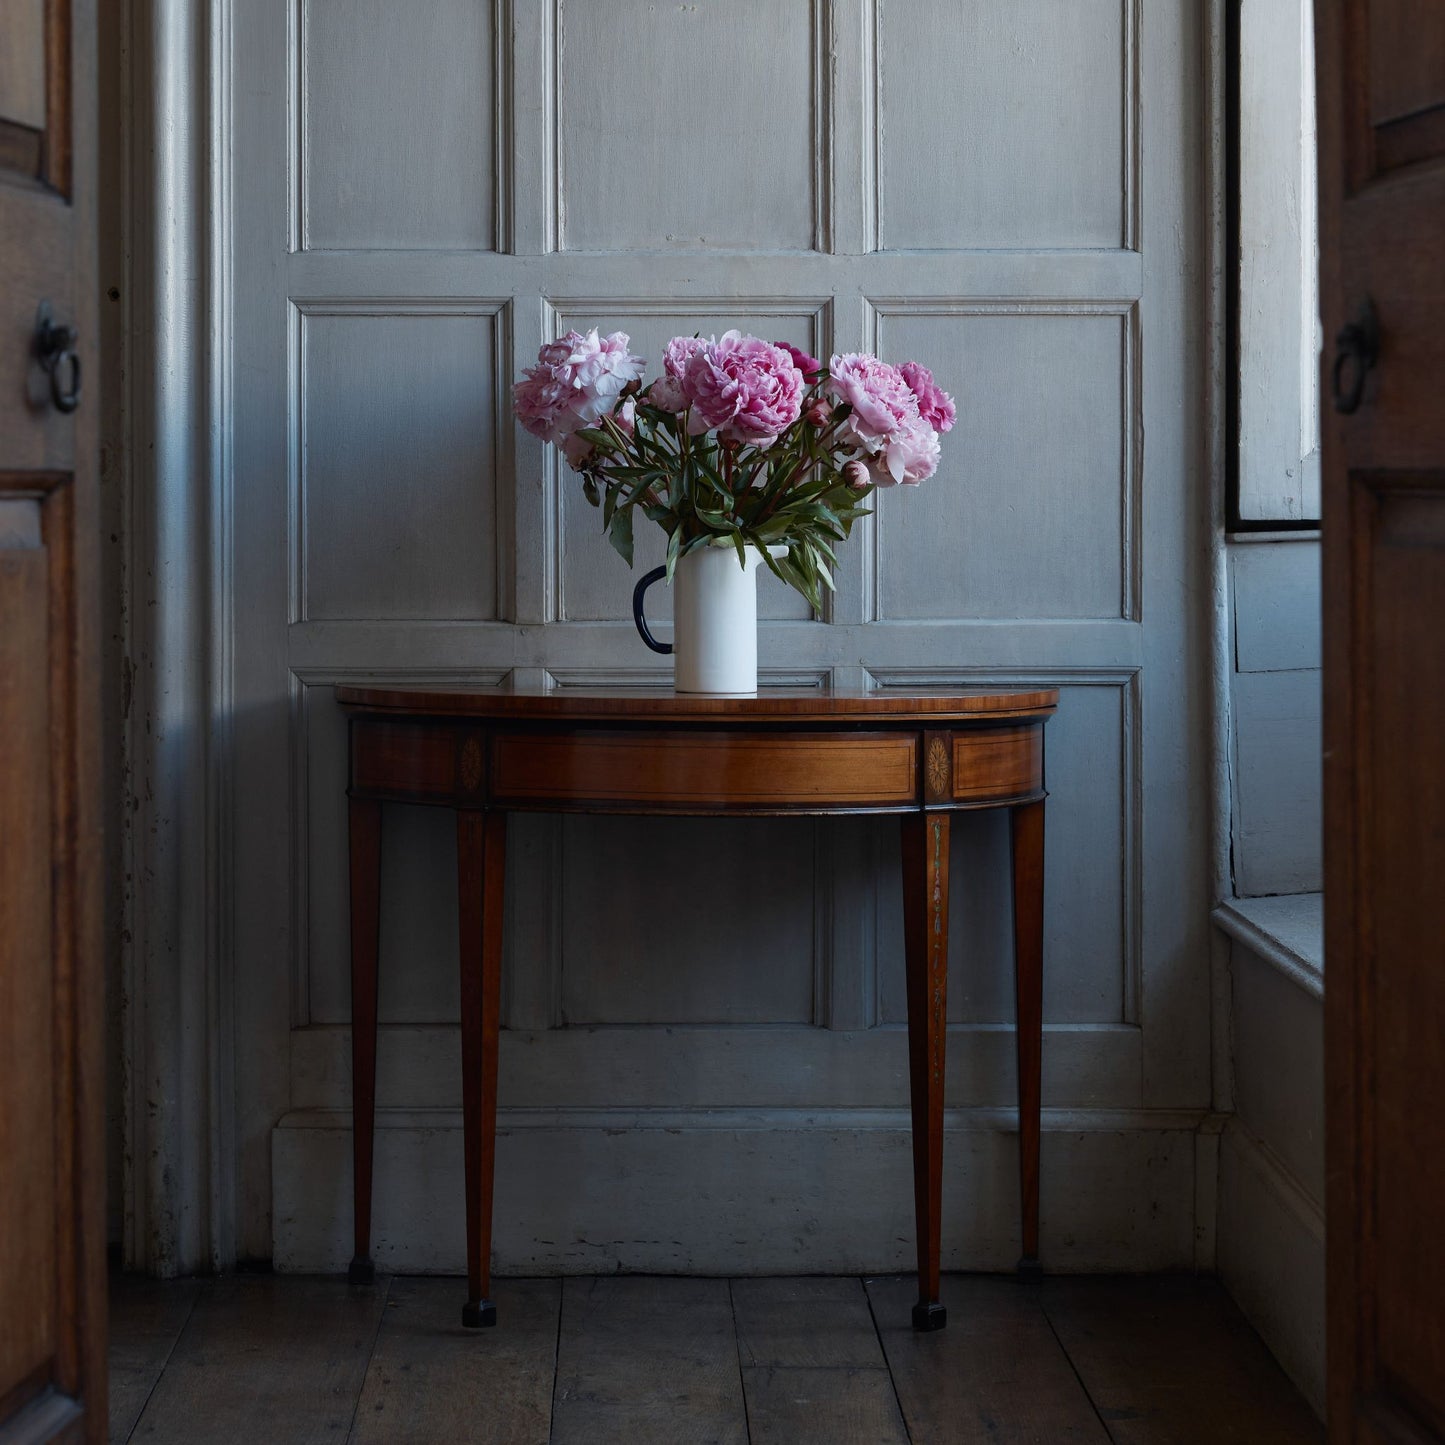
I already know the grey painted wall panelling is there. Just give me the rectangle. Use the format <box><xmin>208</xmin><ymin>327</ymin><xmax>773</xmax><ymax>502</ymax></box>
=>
<box><xmin>1232</xmin><ymin>670</ymin><xmax>1322</xmax><ymax>896</ymax></box>
<box><xmin>1229</xmin><ymin>541</ymin><xmax>1322</xmax><ymax>896</ymax></box>
<box><xmin>558</xmin><ymin>0</ymin><xmax>820</xmax><ymax>252</ymax></box>
<box><xmin>1233</xmin><ymin>541</ymin><xmax>1320</xmax><ymax>673</ymax></box>
<box><xmin>877</xmin><ymin>0</ymin><xmax>1133</xmax><ymax>250</ymax></box>
<box><xmin>874</xmin><ymin>308</ymin><xmax>1134</xmax><ymax>622</ymax></box>
<box><xmin>301</xmin><ymin>0</ymin><xmax>499</xmax><ymax>250</ymax></box>
<box><xmin>1135</xmin><ymin>0</ymin><xmax>1209</xmax><ymax>1107</ymax></box>
<box><xmin>221</xmin><ymin>0</ymin><xmax>1214</xmax><ymax>1266</ymax></box>
<box><xmin>299</xmin><ymin>307</ymin><xmax>501</xmax><ymax>621</ymax></box>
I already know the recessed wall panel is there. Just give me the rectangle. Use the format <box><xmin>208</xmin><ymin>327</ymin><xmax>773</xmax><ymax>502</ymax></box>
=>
<box><xmin>876</xmin><ymin>309</ymin><xmax>1130</xmax><ymax>621</ymax></box>
<box><xmin>878</xmin><ymin>0</ymin><xmax>1129</xmax><ymax>250</ymax></box>
<box><xmin>559</xmin><ymin>816</ymin><xmax>817</xmax><ymax>1024</ymax></box>
<box><xmin>551</xmin><ymin>307</ymin><xmax>824</xmax><ymax>622</ymax></box>
<box><xmin>877</xmin><ymin>685</ymin><xmax>1129</xmax><ymax>1026</ymax></box>
<box><xmin>300</xmin><ymin>310</ymin><xmax>498</xmax><ymax>621</ymax></box>
<box><xmin>301</xmin><ymin>0</ymin><xmax>497</xmax><ymax>250</ymax></box>
<box><xmin>557</xmin><ymin>0</ymin><xmax>818</xmax><ymax>251</ymax></box>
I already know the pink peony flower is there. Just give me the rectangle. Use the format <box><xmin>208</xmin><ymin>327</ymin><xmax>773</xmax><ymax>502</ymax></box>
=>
<box><xmin>775</xmin><ymin>341</ymin><xmax>822</xmax><ymax>380</ymax></box>
<box><xmin>610</xmin><ymin>397</ymin><xmax>636</xmax><ymax>437</ymax></box>
<box><xmin>664</xmin><ymin>335</ymin><xmax>710</xmax><ymax>380</ymax></box>
<box><xmin>869</xmin><ymin>412</ymin><xmax>941</xmax><ymax>487</ymax></box>
<box><xmin>683</xmin><ymin>331</ymin><xmax>805</xmax><ymax>445</ymax></box>
<box><xmin>512</xmin><ymin>366</ymin><xmax>574</xmax><ymax>441</ymax></box>
<box><xmin>647</xmin><ymin>376</ymin><xmax>685</xmax><ymax>411</ymax></box>
<box><xmin>900</xmin><ymin>361</ymin><xmax>956</xmax><ymax>434</ymax></box>
<box><xmin>826</xmin><ymin>353</ymin><xmax>919</xmax><ymax>449</ymax></box>
<box><xmin>512</xmin><ymin>329</ymin><xmax>645</xmax><ymax>445</ymax></box>
<box><xmin>646</xmin><ymin>336</ymin><xmax>711</xmax><ymax>411</ymax></box>
<box><xmin>559</xmin><ymin>431</ymin><xmax>595</xmax><ymax>471</ymax></box>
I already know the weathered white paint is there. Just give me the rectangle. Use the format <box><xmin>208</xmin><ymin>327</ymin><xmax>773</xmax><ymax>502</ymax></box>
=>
<box><xmin>1228</xmin><ymin>539</ymin><xmax>1322</xmax><ymax>897</ymax></box>
<box><xmin>273</xmin><ymin>1107</ymin><xmax>1204</xmax><ymax>1276</ymax></box>
<box><xmin>1237</xmin><ymin>0</ymin><xmax>1320</xmax><ymax>522</ymax></box>
<box><xmin>1214</xmin><ymin>894</ymin><xmax>1323</xmax><ymax>999</ymax></box>
<box><xmin>877</xmin><ymin>0</ymin><xmax>1134</xmax><ymax>251</ymax></box>
<box><xmin>301</xmin><ymin>0</ymin><xmax>498</xmax><ymax>251</ymax></box>
<box><xmin>1219</xmin><ymin>1121</ymin><xmax>1324</xmax><ymax>1417</ymax></box>
<box><xmin>1232</xmin><ymin>541</ymin><xmax>1320</xmax><ymax>674</ymax></box>
<box><xmin>1216</xmin><ymin>923</ymin><xmax>1325</xmax><ymax>1416</ymax></box>
<box><xmin>116</xmin><ymin>0</ymin><xmax>1224</xmax><ymax>1271</ymax></box>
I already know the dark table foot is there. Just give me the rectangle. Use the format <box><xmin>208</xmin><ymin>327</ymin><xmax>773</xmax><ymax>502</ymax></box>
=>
<box><xmin>462</xmin><ymin>1298</ymin><xmax>498</xmax><ymax>1329</ymax></box>
<box><xmin>911</xmin><ymin>1300</ymin><xmax>947</xmax><ymax>1332</ymax></box>
<box><xmin>347</xmin><ymin>1255</ymin><xmax>375</xmax><ymax>1287</ymax></box>
<box><xmin>1017</xmin><ymin>1255</ymin><xmax>1043</xmax><ymax>1284</ymax></box>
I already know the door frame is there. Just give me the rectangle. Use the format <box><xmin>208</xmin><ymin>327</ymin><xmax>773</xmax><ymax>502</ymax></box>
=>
<box><xmin>110</xmin><ymin>0</ymin><xmax>237</xmax><ymax>1274</ymax></box>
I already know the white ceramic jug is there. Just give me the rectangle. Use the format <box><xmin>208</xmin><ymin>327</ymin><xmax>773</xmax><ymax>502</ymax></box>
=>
<box><xmin>633</xmin><ymin>541</ymin><xmax>782</xmax><ymax>693</ymax></box>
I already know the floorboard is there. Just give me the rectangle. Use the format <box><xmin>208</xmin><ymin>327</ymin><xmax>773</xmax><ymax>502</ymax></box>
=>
<box><xmin>731</xmin><ymin>1277</ymin><xmax>886</xmax><ymax>1369</ymax></box>
<box><xmin>106</xmin><ymin>1272</ymin><xmax>1324</xmax><ymax>1444</ymax></box>
<box><xmin>866</xmin><ymin>1274</ymin><xmax>1111</xmax><ymax>1444</ymax></box>
<box><xmin>107</xmin><ymin>1276</ymin><xmax>200</xmax><ymax>1445</ymax></box>
<box><xmin>550</xmin><ymin>1276</ymin><xmax>748</xmax><ymax>1445</ymax></box>
<box><xmin>1041</xmin><ymin>1276</ymin><xmax>1324</xmax><ymax>1444</ymax></box>
<box><xmin>743</xmin><ymin>1365</ymin><xmax>909</xmax><ymax>1444</ymax></box>
<box><xmin>125</xmin><ymin>1276</ymin><xmax>386</xmax><ymax>1445</ymax></box>
<box><xmin>349</xmin><ymin>1277</ymin><xmax>560</xmax><ymax>1444</ymax></box>
<box><xmin>733</xmin><ymin>1278</ymin><xmax>907</xmax><ymax>1444</ymax></box>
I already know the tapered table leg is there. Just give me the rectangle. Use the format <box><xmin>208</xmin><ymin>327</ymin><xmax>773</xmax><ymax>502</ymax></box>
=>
<box><xmin>458</xmin><ymin>808</ymin><xmax>506</xmax><ymax>1328</ymax></box>
<box><xmin>348</xmin><ymin>795</ymin><xmax>381</xmax><ymax>1287</ymax></box>
<box><xmin>903</xmin><ymin>811</ymin><xmax>951</xmax><ymax>1331</ymax></box>
<box><xmin>1011</xmin><ymin>798</ymin><xmax>1045</xmax><ymax>1280</ymax></box>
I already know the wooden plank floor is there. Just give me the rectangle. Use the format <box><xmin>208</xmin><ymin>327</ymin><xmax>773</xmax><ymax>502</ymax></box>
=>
<box><xmin>109</xmin><ymin>1273</ymin><xmax>1322</xmax><ymax>1445</ymax></box>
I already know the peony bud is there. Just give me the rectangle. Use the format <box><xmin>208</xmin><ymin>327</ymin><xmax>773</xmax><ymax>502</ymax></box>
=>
<box><xmin>805</xmin><ymin>400</ymin><xmax>833</xmax><ymax>428</ymax></box>
<box><xmin>842</xmin><ymin>459</ymin><xmax>870</xmax><ymax>489</ymax></box>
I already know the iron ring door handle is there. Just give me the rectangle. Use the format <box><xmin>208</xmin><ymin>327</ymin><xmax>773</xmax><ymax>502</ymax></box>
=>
<box><xmin>35</xmin><ymin>301</ymin><xmax>82</xmax><ymax>414</ymax></box>
<box><xmin>1332</xmin><ymin>298</ymin><xmax>1379</xmax><ymax>415</ymax></box>
<box><xmin>631</xmin><ymin>565</ymin><xmax>673</xmax><ymax>654</ymax></box>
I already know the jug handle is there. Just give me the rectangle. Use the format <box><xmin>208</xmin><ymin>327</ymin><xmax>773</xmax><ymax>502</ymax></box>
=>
<box><xmin>631</xmin><ymin>565</ymin><xmax>672</xmax><ymax>654</ymax></box>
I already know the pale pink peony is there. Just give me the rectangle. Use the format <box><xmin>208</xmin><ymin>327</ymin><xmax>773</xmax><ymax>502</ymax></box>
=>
<box><xmin>900</xmin><ymin>361</ymin><xmax>956</xmax><ymax>434</ymax></box>
<box><xmin>611</xmin><ymin>397</ymin><xmax>637</xmax><ymax>437</ymax></box>
<box><xmin>647</xmin><ymin>336</ymin><xmax>711</xmax><ymax>411</ymax></box>
<box><xmin>827</xmin><ymin>353</ymin><xmax>919</xmax><ymax>449</ymax></box>
<box><xmin>559</xmin><ymin>430</ymin><xmax>596</xmax><ymax>471</ymax></box>
<box><xmin>512</xmin><ymin>329</ymin><xmax>645</xmax><ymax>445</ymax></box>
<box><xmin>512</xmin><ymin>367</ymin><xmax>574</xmax><ymax>441</ymax></box>
<box><xmin>869</xmin><ymin>412</ymin><xmax>941</xmax><ymax>487</ymax></box>
<box><xmin>647</xmin><ymin>375</ymin><xmax>687</xmax><ymax>411</ymax></box>
<box><xmin>560</xmin><ymin>397</ymin><xmax>636</xmax><ymax>472</ymax></box>
<box><xmin>683</xmin><ymin>331</ymin><xmax>805</xmax><ymax>445</ymax></box>
<box><xmin>544</xmin><ymin>328</ymin><xmax>646</xmax><ymax>400</ymax></box>
<box><xmin>664</xmin><ymin>335</ymin><xmax>710</xmax><ymax>380</ymax></box>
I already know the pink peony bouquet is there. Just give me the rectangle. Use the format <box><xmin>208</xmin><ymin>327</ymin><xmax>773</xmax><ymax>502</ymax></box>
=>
<box><xmin>513</xmin><ymin>327</ymin><xmax>954</xmax><ymax>609</ymax></box>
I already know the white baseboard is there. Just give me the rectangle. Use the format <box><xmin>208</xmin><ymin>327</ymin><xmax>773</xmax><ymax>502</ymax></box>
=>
<box><xmin>1218</xmin><ymin>1118</ymin><xmax>1325</xmax><ymax>1418</ymax></box>
<box><xmin>273</xmin><ymin>1106</ymin><xmax>1207</xmax><ymax>1276</ymax></box>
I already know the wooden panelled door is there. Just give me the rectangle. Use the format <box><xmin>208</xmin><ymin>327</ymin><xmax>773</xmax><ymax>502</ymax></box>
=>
<box><xmin>0</xmin><ymin>0</ymin><xmax>106</xmax><ymax>1440</ymax></box>
<box><xmin>1317</xmin><ymin>2</ymin><xmax>1445</xmax><ymax>1441</ymax></box>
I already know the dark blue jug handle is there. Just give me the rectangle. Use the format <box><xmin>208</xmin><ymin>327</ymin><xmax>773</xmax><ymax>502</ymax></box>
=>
<box><xmin>632</xmin><ymin>565</ymin><xmax>672</xmax><ymax>654</ymax></box>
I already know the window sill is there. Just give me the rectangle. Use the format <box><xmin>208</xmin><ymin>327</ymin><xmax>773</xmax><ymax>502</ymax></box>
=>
<box><xmin>1213</xmin><ymin>893</ymin><xmax>1323</xmax><ymax>1000</ymax></box>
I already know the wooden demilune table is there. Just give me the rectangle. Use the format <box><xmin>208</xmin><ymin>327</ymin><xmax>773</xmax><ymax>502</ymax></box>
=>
<box><xmin>336</xmin><ymin>684</ymin><xmax>1057</xmax><ymax>1332</ymax></box>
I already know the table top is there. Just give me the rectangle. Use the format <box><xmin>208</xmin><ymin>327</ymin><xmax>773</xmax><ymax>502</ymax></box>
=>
<box><xmin>334</xmin><ymin>683</ymin><xmax>1059</xmax><ymax>725</ymax></box>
